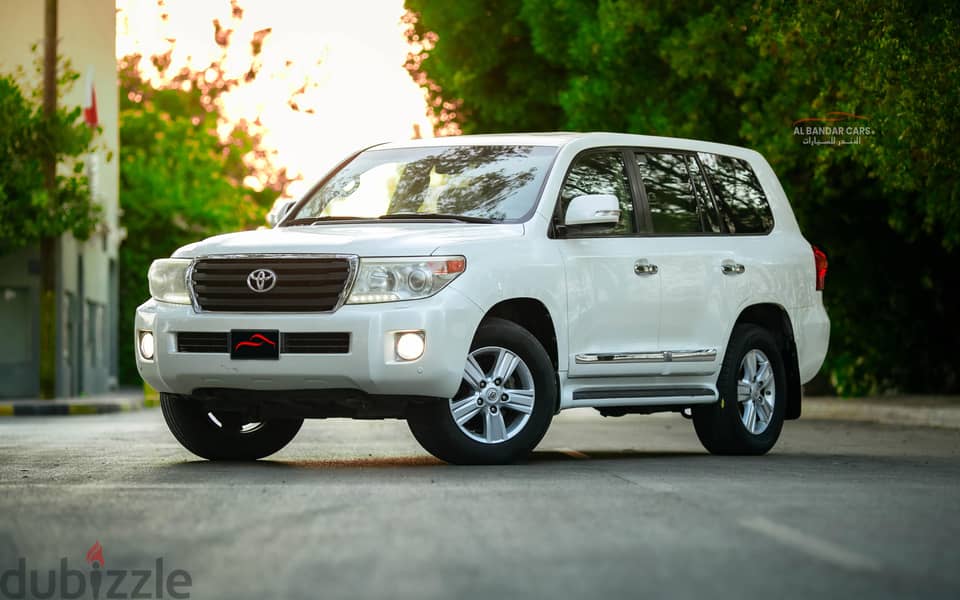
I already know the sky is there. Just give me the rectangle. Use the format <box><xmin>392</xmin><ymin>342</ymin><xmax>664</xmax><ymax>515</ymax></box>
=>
<box><xmin>116</xmin><ymin>0</ymin><xmax>434</xmax><ymax>199</ymax></box>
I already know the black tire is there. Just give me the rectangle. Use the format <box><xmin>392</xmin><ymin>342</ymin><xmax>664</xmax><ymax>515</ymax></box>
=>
<box><xmin>160</xmin><ymin>393</ymin><xmax>303</xmax><ymax>461</ymax></box>
<box><xmin>407</xmin><ymin>318</ymin><xmax>556</xmax><ymax>465</ymax></box>
<box><xmin>693</xmin><ymin>324</ymin><xmax>787</xmax><ymax>455</ymax></box>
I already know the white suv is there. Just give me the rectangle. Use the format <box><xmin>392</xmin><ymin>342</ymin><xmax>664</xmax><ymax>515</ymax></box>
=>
<box><xmin>136</xmin><ymin>133</ymin><xmax>830</xmax><ymax>464</ymax></box>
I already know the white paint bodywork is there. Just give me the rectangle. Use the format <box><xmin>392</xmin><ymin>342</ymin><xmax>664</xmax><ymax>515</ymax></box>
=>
<box><xmin>136</xmin><ymin>132</ymin><xmax>830</xmax><ymax>410</ymax></box>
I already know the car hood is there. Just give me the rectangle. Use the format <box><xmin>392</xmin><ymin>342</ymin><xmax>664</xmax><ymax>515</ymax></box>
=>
<box><xmin>171</xmin><ymin>222</ymin><xmax>526</xmax><ymax>258</ymax></box>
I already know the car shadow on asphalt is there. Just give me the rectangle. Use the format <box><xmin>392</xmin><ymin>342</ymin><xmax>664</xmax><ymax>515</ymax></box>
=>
<box><xmin>159</xmin><ymin>446</ymin><xmax>960</xmax><ymax>471</ymax></box>
<box><xmin>160</xmin><ymin>448</ymin><xmax>709</xmax><ymax>471</ymax></box>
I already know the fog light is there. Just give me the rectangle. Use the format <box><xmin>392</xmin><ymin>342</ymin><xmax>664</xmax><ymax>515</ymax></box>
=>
<box><xmin>395</xmin><ymin>331</ymin><xmax>425</xmax><ymax>361</ymax></box>
<box><xmin>139</xmin><ymin>331</ymin><xmax>155</xmax><ymax>360</ymax></box>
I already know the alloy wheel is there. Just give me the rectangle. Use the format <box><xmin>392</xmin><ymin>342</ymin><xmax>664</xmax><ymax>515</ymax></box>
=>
<box><xmin>737</xmin><ymin>349</ymin><xmax>776</xmax><ymax>434</ymax></box>
<box><xmin>449</xmin><ymin>346</ymin><xmax>535</xmax><ymax>444</ymax></box>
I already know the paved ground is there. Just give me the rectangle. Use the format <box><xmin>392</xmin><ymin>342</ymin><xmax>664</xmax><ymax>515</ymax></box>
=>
<box><xmin>1</xmin><ymin>409</ymin><xmax>958</xmax><ymax>599</ymax></box>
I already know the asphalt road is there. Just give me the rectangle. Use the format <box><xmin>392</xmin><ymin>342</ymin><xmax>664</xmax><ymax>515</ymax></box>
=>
<box><xmin>1</xmin><ymin>408</ymin><xmax>958</xmax><ymax>599</ymax></box>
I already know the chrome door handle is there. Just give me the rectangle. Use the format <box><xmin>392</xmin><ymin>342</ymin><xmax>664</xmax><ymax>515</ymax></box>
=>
<box><xmin>721</xmin><ymin>262</ymin><xmax>746</xmax><ymax>275</ymax></box>
<box><xmin>634</xmin><ymin>260</ymin><xmax>659</xmax><ymax>276</ymax></box>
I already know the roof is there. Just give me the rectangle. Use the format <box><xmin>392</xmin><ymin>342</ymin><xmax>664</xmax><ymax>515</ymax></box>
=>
<box><xmin>374</xmin><ymin>132</ymin><xmax>583</xmax><ymax>149</ymax></box>
<box><xmin>373</xmin><ymin>132</ymin><xmax>760</xmax><ymax>161</ymax></box>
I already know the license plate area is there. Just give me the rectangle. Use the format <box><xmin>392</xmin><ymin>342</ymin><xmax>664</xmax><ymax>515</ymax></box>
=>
<box><xmin>230</xmin><ymin>330</ymin><xmax>280</xmax><ymax>360</ymax></box>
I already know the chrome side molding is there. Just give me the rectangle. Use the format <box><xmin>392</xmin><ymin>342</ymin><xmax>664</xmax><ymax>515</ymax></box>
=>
<box><xmin>575</xmin><ymin>349</ymin><xmax>717</xmax><ymax>364</ymax></box>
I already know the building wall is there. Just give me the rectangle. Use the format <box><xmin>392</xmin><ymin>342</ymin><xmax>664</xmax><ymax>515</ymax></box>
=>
<box><xmin>0</xmin><ymin>0</ymin><xmax>119</xmax><ymax>398</ymax></box>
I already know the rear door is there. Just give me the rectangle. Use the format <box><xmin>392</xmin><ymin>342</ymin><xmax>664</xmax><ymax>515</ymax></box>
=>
<box><xmin>696</xmin><ymin>151</ymin><xmax>778</xmax><ymax>330</ymax></box>
<box><xmin>629</xmin><ymin>150</ymin><xmax>733</xmax><ymax>375</ymax></box>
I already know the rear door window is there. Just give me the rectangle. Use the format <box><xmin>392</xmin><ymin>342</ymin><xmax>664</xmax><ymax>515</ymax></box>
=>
<box><xmin>697</xmin><ymin>153</ymin><xmax>774</xmax><ymax>234</ymax></box>
<box><xmin>634</xmin><ymin>152</ymin><xmax>703</xmax><ymax>234</ymax></box>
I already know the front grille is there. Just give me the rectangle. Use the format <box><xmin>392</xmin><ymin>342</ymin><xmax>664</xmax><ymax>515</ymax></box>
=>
<box><xmin>191</xmin><ymin>257</ymin><xmax>353</xmax><ymax>312</ymax></box>
<box><xmin>281</xmin><ymin>332</ymin><xmax>351</xmax><ymax>354</ymax></box>
<box><xmin>176</xmin><ymin>332</ymin><xmax>350</xmax><ymax>354</ymax></box>
<box><xmin>177</xmin><ymin>332</ymin><xmax>229</xmax><ymax>353</ymax></box>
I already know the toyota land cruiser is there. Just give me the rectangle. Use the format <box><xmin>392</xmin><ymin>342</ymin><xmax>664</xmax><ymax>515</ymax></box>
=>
<box><xmin>135</xmin><ymin>133</ymin><xmax>830</xmax><ymax>464</ymax></box>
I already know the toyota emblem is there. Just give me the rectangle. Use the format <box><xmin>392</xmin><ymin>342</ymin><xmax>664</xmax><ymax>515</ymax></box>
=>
<box><xmin>246</xmin><ymin>268</ymin><xmax>277</xmax><ymax>293</ymax></box>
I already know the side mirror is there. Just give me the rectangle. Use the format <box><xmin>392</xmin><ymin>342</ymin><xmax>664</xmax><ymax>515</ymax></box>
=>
<box><xmin>268</xmin><ymin>200</ymin><xmax>296</xmax><ymax>227</ymax></box>
<box><xmin>564</xmin><ymin>194</ymin><xmax>620</xmax><ymax>231</ymax></box>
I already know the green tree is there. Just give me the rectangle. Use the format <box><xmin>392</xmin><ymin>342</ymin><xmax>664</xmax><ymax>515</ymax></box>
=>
<box><xmin>405</xmin><ymin>0</ymin><xmax>960</xmax><ymax>394</ymax></box>
<box><xmin>0</xmin><ymin>62</ymin><xmax>100</xmax><ymax>256</ymax></box>
<box><xmin>403</xmin><ymin>2</ymin><xmax>565</xmax><ymax>134</ymax></box>
<box><xmin>117</xmin><ymin>25</ymin><xmax>290</xmax><ymax>385</ymax></box>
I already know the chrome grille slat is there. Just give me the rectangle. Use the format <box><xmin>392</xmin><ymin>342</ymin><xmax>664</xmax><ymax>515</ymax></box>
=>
<box><xmin>193</xmin><ymin>285</ymin><xmax>345</xmax><ymax>296</ymax></box>
<box><xmin>192</xmin><ymin>273</ymin><xmax>346</xmax><ymax>283</ymax></box>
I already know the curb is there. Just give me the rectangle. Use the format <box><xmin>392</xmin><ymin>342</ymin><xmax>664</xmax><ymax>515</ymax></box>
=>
<box><xmin>0</xmin><ymin>392</ymin><xmax>146</xmax><ymax>417</ymax></box>
<box><xmin>802</xmin><ymin>397</ymin><xmax>960</xmax><ymax>430</ymax></box>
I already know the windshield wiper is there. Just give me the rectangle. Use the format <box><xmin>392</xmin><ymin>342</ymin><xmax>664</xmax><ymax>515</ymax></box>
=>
<box><xmin>378</xmin><ymin>213</ymin><xmax>496</xmax><ymax>224</ymax></box>
<box><xmin>282</xmin><ymin>216</ymin><xmax>372</xmax><ymax>226</ymax></box>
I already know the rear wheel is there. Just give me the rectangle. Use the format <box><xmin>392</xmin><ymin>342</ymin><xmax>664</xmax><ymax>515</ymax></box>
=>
<box><xmin>693</xmin><ymin>324</ymin><xmax>786</xmax><ymax>455</ymax></box>
<box><xmin>160</xmin><ymin>393</ymin><xmax>302</xmax><ymax>461</ymax></box>
<box><xmin>407</xmin><ymin>318</ymin><xmax>556</xmax><ymax>465</ymax></box>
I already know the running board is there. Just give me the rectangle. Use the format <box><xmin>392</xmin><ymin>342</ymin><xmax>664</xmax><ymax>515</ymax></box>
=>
<box><xmin>569</xmin><ymin>386</ymin><xmax>717</xmax><ymax>407</ymax></box>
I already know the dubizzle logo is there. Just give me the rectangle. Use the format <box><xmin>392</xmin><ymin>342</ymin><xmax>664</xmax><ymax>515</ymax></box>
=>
<box><xmin>233</xmin><ymin>333</ymin><xmax>276</xmax><ymax>352</ymax></box>
<box><xmin>0</xmin><ymin>541</ymin><xmax>192</xmax><ymax>599</ymax></box>
<box><xmin>86</xmin><ymin>540</ymin><xmax>105</xmax><ymax>569</ymax></box>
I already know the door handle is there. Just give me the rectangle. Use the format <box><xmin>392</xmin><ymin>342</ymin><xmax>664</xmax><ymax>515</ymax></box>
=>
<box><xmin>634</xmin><ymin>260</ymin><xmax>659</xmax><ymax>276</ymax></box>
<box><xmin>721</xmin><ymin>262</ymin><xmax>746</xmax><ymax>275</ymax></box>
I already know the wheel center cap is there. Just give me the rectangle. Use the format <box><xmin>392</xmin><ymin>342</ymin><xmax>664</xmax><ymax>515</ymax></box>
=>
<box><xmin>485</xmin><ymin>388</ymin><xmax>500</xmax><ymax>404</ymax></box>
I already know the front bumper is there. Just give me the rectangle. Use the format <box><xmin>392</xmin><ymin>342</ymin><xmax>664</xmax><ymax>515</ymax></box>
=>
<box><xmin>134</xmin><ymin>288</ymin><xmax>483</xmax><ymax>399</ymax></box>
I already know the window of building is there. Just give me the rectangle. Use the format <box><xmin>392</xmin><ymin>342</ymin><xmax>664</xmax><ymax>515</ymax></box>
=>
<box><xmin>0</xmin><ymin>288</ymin><xmax>31</xmax><ymax>365</ymax></box>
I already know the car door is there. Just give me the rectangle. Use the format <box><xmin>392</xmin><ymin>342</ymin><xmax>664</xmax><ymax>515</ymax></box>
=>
<box><xmin>556</xmin><ymin>149</ymin><xmax>664</xmax><ymax>378</ymax></box>
<box><xmin>630</xmin><ymin>150</ymin><xmax>734</xmax><ymax>375</ymax></box>
<box><xmin>695</xmin><ymin>151</ymin><xmax>778</xmax><ymax>334</ymax></box>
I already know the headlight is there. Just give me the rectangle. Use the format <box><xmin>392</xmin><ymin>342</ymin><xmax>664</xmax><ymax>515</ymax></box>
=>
<box><xmin>148</xmin><ymin>258</ymin><xmax>191</xmax><ymax>304</ymax></box>
<box><xmin>346</xmin><ymin>256</ymin><xmax>466</xmax><ymax>304</ymax></box>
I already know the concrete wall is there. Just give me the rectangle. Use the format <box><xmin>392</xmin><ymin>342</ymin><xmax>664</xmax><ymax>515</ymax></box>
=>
<box><xmin>0</xmin><ymin>0</ymin><xmax>119</xmax><ymax>398</ymax></box>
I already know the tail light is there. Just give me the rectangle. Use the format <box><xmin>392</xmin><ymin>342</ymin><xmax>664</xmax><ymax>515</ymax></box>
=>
<box><xmin>813</xmin><ymin>245</ymin><xmax>828</xmax><ymax>291</ymax></box>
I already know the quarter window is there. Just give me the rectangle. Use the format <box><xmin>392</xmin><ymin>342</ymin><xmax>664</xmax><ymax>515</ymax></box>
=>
<box><xmin>635</xmin><ymin>153</ymin><xmax>702</xmax><ymax>234</ymax></box>
<box><xmin>698</xmin><ymin>153</ymin><xmax>774</xmax><ymax>234</ymax></box>
<box><xmin>559</xmin><ymin>152</ymin><xmax>635</xmax><ymax>234</ymax></box>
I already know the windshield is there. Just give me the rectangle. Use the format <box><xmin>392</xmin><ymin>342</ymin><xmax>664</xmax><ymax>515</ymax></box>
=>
<box><xmin>286</xmin><ymin>145</ymin><xmax>557</xmax><ymax>224</ymax></box>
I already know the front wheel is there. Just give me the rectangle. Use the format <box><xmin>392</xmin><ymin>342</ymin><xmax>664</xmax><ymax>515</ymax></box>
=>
<box><xmin>407</xmin><ymin>318</ymin><xmax>556</xmax><ymax>465</ymax></box>
<box><xmin>693</xmin><ymin>324</ymin><xmax>787</xmax><ymax>455</ymax></box>
<box><xmin>160</xmin><ymin>393</ymin><xmax>303</xmax><ymax>461</ymax></box>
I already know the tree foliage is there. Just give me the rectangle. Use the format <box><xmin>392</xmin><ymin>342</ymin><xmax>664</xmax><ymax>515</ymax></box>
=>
<box><xmin>405</xmin><ymin>0</ymin><xmax>960</xmax><ymax>394</ymax></box>
<box><xmin>117</xmin><ymin>23</ymin><xmax>290</xmax><ymax>384</ymax></box>
<box><xmin>403</xmin><ymin>3</ymin><xmax>565</xmax><ymax>134</ymax></box>
<box><xmin>0</xmin><ymin>59</ymin><xmax>101</xmax><ymax>255</ymax></box>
